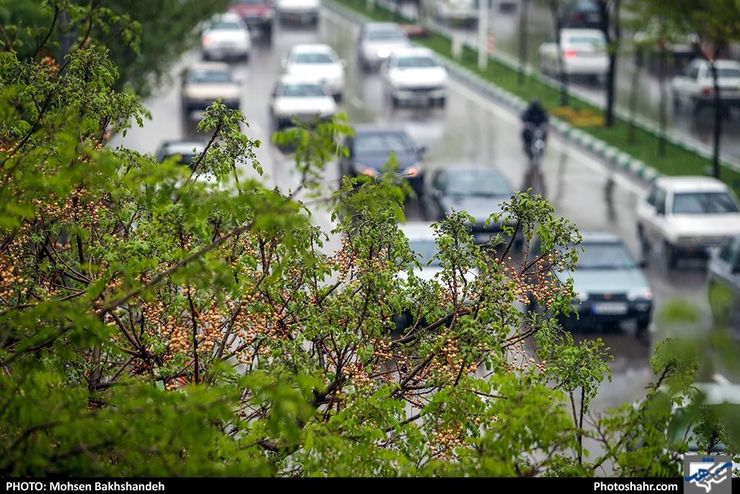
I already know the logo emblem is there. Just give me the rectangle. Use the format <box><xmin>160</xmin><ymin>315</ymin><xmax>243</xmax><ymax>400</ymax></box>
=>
<box><xmin>684</xmin><ymin>455</ymin><xmax>733</xmax><ymax>494</ymax></box>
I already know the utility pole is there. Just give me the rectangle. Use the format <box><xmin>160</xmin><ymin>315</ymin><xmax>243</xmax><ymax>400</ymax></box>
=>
<box><xmin>477</xmin><ymin>0</ymin><xmax>489</xmax><ymax>70</ymax></box>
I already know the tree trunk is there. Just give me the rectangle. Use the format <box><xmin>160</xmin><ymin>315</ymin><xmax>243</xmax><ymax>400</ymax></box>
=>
<box><xmin>518</xmin><ymin>0</ymin><xmax>530</xmax><ymax>84</ymax></box>
<box><xmin>709</xmin><ymin>58</ymin><xmax>722</xmax><ymax>178</ymax></box>
<box><xmin>601</xmin><ymin>0</ymin><xmax>620</xmax><ymax>127</ymax></box>
<box><xmin>628</xmin><ymin>46</ymin><xmax>643</xmax><ymax>144</ymax></box>
<box><xmin>658</xmin><ymin>45</ymin><xmax>667</xmax><ymax>157</ymax></box>
<box><xmin>550</xmin><ymin>0</ymin><xmax>569</xmax><ymax>106</ymax></box>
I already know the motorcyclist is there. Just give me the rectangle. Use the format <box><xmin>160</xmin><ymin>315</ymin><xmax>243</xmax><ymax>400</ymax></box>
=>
<box><xmin>521</xmin><ymin>99</ymin><xmax>548</xmax><ymax>158</ymax></box>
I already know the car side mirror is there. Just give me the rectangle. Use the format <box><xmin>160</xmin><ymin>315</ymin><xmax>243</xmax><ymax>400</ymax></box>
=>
<box><xmin>637</xmin><ymin>260</ymin><xmax>648</xmax><ymax>269</ymax></box>
<box><xmin>418</xmin><ymin>145</ymin><xmax>428</xmax><ymax>156</ymax></box>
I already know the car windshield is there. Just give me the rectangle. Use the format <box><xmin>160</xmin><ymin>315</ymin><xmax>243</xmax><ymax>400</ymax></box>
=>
<box><xmin>409</xmin><ymin>239</ymin><xmax>441</xmax><ymax>266</ymax></box>
<box><xmin>445</xmin><ymin>171</ymin><xmax>513</xmax><ymax>197</ymax></box>
<box><xmin>672</xmin><ymin>192</ymin><xmax>739</xmax><ymax>214</ymax></box>
<box><xmin>210</xmin><ymin>21</ymin><xmax>242</xmax><ymax>30</ymax></box>
<box><xmin>354</xmin><ymin>132</ymin><xmax>415</xmax><ymax>154</ymax></box>
<box><xmin>278</xmin><ymin>83</ymin><xmax>326</xmax><ymax>97</ymax></box>
<box><xmin>395</xmin><ymin>56</ymin><xmax>437</xmax><ymax>68</ymax></box>
<box><xmin>188</xmin><ymin>69</ymin><xmax>232</xmax><ymax>84</ymax></box>
<box><xmin>577</xmin><ymin>241</ymin><xmax>636</xmax><ymax>270</ymax></box>
<box><xmin>294</xmin><ymin>52</ymin><xmax>335</xmax><ymax>64</ymax></box>
<box><xmin>367</xmin><ymin>29</ymin><xmax>405</xmax><ymax>41</ymax></box>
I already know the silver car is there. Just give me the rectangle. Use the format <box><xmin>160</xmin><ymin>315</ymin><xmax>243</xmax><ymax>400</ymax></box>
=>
<box><xmin>357</xmin><ymin>22</ymin><xmax>410</xmax><ymax>72</ymax></box>
<box><xmin>708</xmin><ymin>235</ymin><xmax>740</xmax><ymax>334</ymax></box>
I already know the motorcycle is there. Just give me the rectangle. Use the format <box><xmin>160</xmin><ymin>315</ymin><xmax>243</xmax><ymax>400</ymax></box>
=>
<box><xmin>525</xmin><ymin>122</ymin><xmax>547</xmax><ymax>168</ymax></box>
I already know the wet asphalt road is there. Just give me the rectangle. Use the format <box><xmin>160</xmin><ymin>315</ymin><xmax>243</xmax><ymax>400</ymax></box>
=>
<box><xmin>113</xmin><ymin>9</ymin><xmax>716</xmax><ymax>411</ymax></box>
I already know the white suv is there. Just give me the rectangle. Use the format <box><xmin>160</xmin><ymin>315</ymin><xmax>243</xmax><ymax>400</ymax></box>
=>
<box><xmin>636</xmin><ymin>176</ymin><xmax>740</xmax><ymax>268</ymax></box>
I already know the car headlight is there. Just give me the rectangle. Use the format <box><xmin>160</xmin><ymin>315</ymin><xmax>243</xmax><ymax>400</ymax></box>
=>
<box><xmin>627</xmin><ymin>287</ymin><xmax>653</xmax><ymax>302</ymax></box>
<box><xmin>377</xmin><ymin>48</ymin><xmax>391</xmax><ymax>59</ymax></box>
<box><xmin>359</xmin><ymin>166</ymin><xmax>377</xmax><ymax>177</ymax></box>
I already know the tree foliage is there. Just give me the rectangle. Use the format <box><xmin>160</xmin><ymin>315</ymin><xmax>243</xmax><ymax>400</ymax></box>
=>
<box><xmin>0</xmin><ymin>1</ymin><xmax>738</xmax><ymax>477</ymax></box>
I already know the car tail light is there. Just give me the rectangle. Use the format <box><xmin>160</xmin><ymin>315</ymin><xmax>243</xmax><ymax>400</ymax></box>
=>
<box><xmin>203</xmin><ymin>35</ymin><xmax>213</xmax><ymax>45</ymax></box>
<box><xmin>564</xmin><ymin>49</ymin><xmax>577</xmax><ymax>58</ymax></box>
<box><xmin>702</xmin><ymin>86</ymin><xmax>714</xmax><ymax>96</ymax></box>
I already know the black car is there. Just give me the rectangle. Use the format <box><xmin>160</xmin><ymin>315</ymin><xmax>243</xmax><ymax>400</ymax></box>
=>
<box><xmin>339</xmin><ymin>127</ymin><xmax>426</xmax><ymax>195</ymax></box>
<box><xmin>559</xmin><ymin>0</ymin><xmax>603</xmax><ymax>30</ymax></box>
<box><xmin>424</xmin><ymin>167</ymin><xmax>515</xmax><ymax>244</ymax></box>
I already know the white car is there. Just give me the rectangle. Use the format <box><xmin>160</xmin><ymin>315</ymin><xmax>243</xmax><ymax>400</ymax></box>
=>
<box><xmin>275</xmin><ymin>0</ymin><xmax>320</xmax><ymax>24</ymax></box>
<box><xmin>269</xmin><ymin>75</ymin><xmax>337</xmax><ymax>131</ymax></box>
<box><xmin>538</xmin><ymin>28</ymin><xmax>608</xmax><ymax>79</ymax></box>
<box><xmin>201</xmin><ymin>13</ymin><xmax>251</xmax><ymax>61</ymax></box>
<box><xmin>382</xmin><ymin>47</ymin><xmax>448</xmax><ymax>108</ymax></box>
<box><xmin>357</xmin><ymin>22</ymin><xmax>410</xmax><ymax>71</ymax></box>
<box><xmin>637</xmin><ymin>176</ymin><xmax>740</xmax><ymax>269</ymax></box>
<box><xmin>435</xmin><ymin>0</ymin><xmax>478</xmax><ymax>27</ymax></box>
<box><xmin>180</xmin><ymin>62</ymin><xmax>241</xmax><ymax>117</ymax></box>
<box><xmin>282</xmin><ymin>44</ymin><xmax>346</xmax><ymax>101</ymax></box>
<box><xmin>671</xmin><ymin>59</ymin><xmax>740</xmax><ymax>113</ymax></box>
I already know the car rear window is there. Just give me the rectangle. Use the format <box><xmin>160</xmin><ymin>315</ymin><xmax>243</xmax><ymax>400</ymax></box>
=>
<box><xmin>211</xmin><ymin>21</ymin><xmax>242</xmax><ymax>30</ymax></box>
<box><xmin>367</xmin><ymin>29</ymin><xmax>406</xmax><ymax>41</ymax></box>
<box><xmin>672</xmin><ymin>192</ymin><xmax>739</xmax><ymax>214</ymax></box>
<box><xmin>354</xmin><ymin>132</ymin><xmax>416</xmax><ymax>154</ymax></box>
<box><xmin>565</xmin><ymin>36</ymin><xmax>605</xmax><ymax>47</ymax></box>
<box><xmin>294</xmin><ymin>52</ymin><xmax>335</xmax><ymax>64</ymax></box>
<box><xmin>717</xmin><ymin>67</ymin><xmax>740</xmax><ymax>78</ymax></box>
<box><xmin>394</xmin><ymin>56</ymin><xmax>437</xmax><ymax>68</ymax></box>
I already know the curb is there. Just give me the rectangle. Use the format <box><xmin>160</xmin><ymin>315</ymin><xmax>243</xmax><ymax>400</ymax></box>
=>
<box><xmin>324</xmin><ymin>0</ymin><xmax>663</xmax><ymax>185</ymax></box>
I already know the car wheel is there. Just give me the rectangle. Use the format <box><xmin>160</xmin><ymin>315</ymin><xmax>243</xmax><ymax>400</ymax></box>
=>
<box><xmin>334</xmin><ymin>92</ymin><xmax>343</xmax><ymax>104</ymax></box>
<box><xmin>664</xmin><ymin>241</ymin><xmax>678</xmax><ymax>269</ymax></box>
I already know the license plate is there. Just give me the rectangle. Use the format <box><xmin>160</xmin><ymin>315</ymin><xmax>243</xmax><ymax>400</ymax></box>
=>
<box><xmin>592</xmin><ymin>302</ymin><xmax>628</xmax><ymax>315</ymax></box>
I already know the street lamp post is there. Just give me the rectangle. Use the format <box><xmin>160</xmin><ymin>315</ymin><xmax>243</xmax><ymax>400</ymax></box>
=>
<box><xmin>477</xmin><ymin>0</ymin><xmax>489</xmax><ymax>70</ymax></box>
